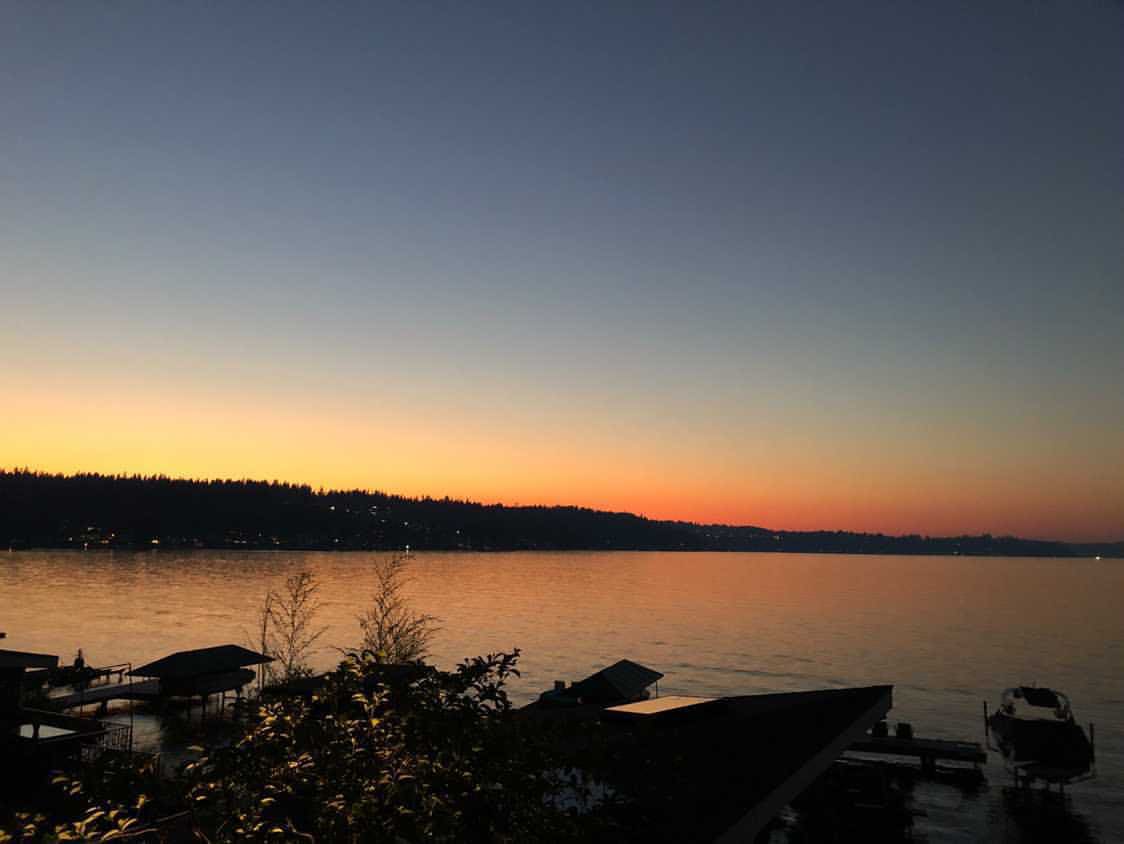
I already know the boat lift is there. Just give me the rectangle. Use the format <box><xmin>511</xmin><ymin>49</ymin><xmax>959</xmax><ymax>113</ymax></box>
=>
<box><xmin>984</xmin><ymin>700</ymin><xmax>1096</xmax><ymax>791</ymax></box>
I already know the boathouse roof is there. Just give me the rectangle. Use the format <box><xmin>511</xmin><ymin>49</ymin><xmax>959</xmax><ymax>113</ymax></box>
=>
<box><xmin>130</xmin><ymin>644</ymin><xmax>272</xmax><ymax>679</ymax></box>
<box><xmin>677</xmin><ymin>685</ymin><xmax>893</xmax><ymax>842</ymax></box>
<box><xmin>571</xmin><ymin>658</ymin><xmax>663</xmax><ymax>703</ymax></box>
<box><xmin>520</xmin><ymin>683</ymin><xmax>893</xmax><ymax>842</ymax></box>
<box><xmin>0</xmin><ymin>649</ymin><xmax>59</xmax><ymax>670</ymax></box>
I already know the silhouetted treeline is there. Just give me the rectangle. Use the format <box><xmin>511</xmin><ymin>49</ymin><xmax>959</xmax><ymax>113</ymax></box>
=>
<box><xmin>1</xmin><ymin>470</ymin><xmax>1120</xmax><ymax>557</ymax></box>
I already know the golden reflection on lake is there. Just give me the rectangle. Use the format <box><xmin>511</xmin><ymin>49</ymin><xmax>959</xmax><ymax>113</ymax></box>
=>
<box><xmin>3</xmin><ymin>550</ymin><xmax>1121</xmax><ymax>841</ymax></box>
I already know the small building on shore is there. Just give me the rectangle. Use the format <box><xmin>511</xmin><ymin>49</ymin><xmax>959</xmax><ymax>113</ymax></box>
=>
<box><xmin>535</xmin><ymin>658</ymin><xmax>664</xmax><ymax>707</ymax></box>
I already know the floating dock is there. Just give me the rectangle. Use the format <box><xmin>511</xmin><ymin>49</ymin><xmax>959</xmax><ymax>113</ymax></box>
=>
<box><xmin>52</xmin><ymin>644</ymin><xmax>270</xmax><ymax>712</ymax></box>
<box><xmin>52</xmin><ymin>680</ymin><xmax>161</xmax><ymax>710</ymax></box>
<box><xmin>849</xmin><ymin>734</ymin><xmax>987</xmax><ymax>773</ymax></box>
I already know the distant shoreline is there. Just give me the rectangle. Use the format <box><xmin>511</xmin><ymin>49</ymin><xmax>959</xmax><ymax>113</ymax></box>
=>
<box><xmin>6</xmin><ymin>545</ymin><xmax>1119</xmax><ymax>559</ymax></box>
<box><xmin>4</xmin><ymin>470</ymin><xmax>1122</xmax><ymax>559</ymax></box>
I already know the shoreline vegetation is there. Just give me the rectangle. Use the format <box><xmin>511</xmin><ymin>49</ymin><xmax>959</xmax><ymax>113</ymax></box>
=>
<box><xmin>3</xmin><ymin>469</ymin><xmax>1121</xmax><ymax>558</ymax></box>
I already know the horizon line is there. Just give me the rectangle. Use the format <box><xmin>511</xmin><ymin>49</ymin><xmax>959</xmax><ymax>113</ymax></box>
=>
<box><xmin>5</xmin><ymin>466</ymin><xmax>1120</xmax><ymax>548</ymax></box>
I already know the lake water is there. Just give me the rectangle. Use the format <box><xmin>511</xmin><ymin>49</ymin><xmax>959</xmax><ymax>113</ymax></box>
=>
<box><xmin>3</xmin><ymin>550</ymin><xmax>1121</xmax><ymax>841</ymax></box>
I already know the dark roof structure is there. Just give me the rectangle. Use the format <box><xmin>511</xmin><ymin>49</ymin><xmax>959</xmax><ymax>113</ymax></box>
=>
<box><xmin>0</xmin><ymin>649</ymin><xmax>59</xmax><ymax>670</ymax></box>
<box><xmin>523</xmin><ymin>684</ymin><xmax>893</xmax><ymax>842</ymax></box>
<box><xmin>700</xmin><ymin>686</ymin><xmax>893</xmax><ymax>842</ymax></box>
<box><xmin>130</xmin><ymin>645</ymin><xmax>272</xmax><ymax>679</ymax></box>
<box><xmin>570</xmin><ymin>658</ymin><xmax>663</xmax><ymax>703</ymax></box>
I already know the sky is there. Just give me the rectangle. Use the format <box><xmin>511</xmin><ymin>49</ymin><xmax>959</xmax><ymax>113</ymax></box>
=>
<box><xmin>1</xmin><ymin>2</ymin><xmax>1121</xmax><ymax>541</ymax></box>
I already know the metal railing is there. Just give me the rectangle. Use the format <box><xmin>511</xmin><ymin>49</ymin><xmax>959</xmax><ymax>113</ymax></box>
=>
<box><xmin>99</xmin><ymin>719</ymin><xmax>133</xmax><ymax>752</ymax></box>
<box><xmin>79</xmin><ymin>719</ymin><xmax>134</xmax><ymax>764</ymax></box>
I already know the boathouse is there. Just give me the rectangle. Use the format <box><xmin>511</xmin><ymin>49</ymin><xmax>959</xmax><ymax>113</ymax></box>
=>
<box><xmin>523</xmin><ymin>671</ymin><xmax>894</xmax><ymax>841</ymax></box>
<box><xmin>1</xmin><ymin>648</ymin><xmax>123</xmax><ymax>794</ymax></box>
<box><xmin>538</xmin><ymin>658</ymin><xmax>664</xmax><ymax>707</ymax></box>
<box><xmin>129</xmin><ymin>644</ymin><xmax>273</xmax><ymax>699</ymax></box>
<box><xmin>0</xmin><ymin>647</ymin><xmax>57</xmax><ymax>711</ymax></box>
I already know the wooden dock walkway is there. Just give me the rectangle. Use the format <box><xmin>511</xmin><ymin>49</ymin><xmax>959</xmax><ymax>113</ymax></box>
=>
<box><xmin>52</xmin><ymin>679</ymin><xmax>161</xmax><ymax>709</ymax></box>
<box><xmin>52</xmin><ymin>667</ymin><xmax>256</xmax><ymax>710</ymax></box>
<box><xmin>848</xmin><ymin>735</ymin><xmax>987</xmax><ymax>772</ymax></box>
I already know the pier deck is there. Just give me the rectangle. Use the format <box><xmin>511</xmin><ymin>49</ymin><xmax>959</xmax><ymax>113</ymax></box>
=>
<box><xmin>848</xmin><ymin>735</ymin><xmax>987</xmax><ymax>771</ymax></box>
<box><xmin>52</xmin><ymin>680</ymin><xmax>161</xmax><ymax>709</ymax></box>
<box><xmin>53</xmin><ymin>667</ymin><xmax>257</xmax><ymax>710</ymax></box>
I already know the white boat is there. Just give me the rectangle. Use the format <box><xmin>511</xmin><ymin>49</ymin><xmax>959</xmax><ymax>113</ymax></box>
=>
<box><xmin>987</xmin><ymin>686</ymin><xmax>1094</xmax><ymax>784</ymax></box>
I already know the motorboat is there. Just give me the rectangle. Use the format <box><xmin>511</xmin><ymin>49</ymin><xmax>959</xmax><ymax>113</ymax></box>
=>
<box><xmin>987</xmin><ymin>685</ymin><xmax>1094</xmax><ymax>784</ymax></box>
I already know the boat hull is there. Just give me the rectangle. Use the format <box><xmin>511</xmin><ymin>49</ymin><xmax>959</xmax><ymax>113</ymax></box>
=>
<box><xmin>989</xmin><ymin>711</ymin><xmax>1093</xmax><ymax>780</ymax></box>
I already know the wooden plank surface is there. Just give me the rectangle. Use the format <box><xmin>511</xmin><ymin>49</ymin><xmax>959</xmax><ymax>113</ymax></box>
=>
<box><xmin>850</xmin><ymin>735</ymin><xmax>987</xmax><ymax>763</ymax></box>
<box><xmin>52</xmin><ymin>679</ymin><xmax>160</xmax><ymax>709</ymax></box>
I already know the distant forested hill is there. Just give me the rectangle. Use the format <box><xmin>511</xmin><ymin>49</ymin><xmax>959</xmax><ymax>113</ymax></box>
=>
<box><xmin>1</xmin><ymin>470</ymin><xmax>1120</xmax><ymax>557</ymax></box>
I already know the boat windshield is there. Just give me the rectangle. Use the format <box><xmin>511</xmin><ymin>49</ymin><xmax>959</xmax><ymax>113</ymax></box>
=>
<box><xmin>1018</xmin><ymin>687</ymin><xmax>1061</xmax><ymax>708</ymax></box>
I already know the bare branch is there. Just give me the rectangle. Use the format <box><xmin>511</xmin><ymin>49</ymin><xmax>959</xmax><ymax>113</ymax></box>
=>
<box><xmin>352</xmin><ymin>553</ymin><xmax>439</xmax><ymax>663</ymax></box>
<box><xmin>253</xmin><ymin>570</ymin><xmax>327</xmax><ymax>683</ymax></box>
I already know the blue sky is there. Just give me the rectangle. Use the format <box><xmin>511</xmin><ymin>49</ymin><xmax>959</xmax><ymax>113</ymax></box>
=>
<box><xmin>2</xmin><ymin>2</ymin><xmax>1122</xmax><ymax>539</ymax></box>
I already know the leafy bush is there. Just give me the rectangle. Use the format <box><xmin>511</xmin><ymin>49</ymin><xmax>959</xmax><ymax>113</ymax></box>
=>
<box><xmin>2</xmin><ymin>650</ymin><xmax>596</xmax><ymax>843</ymax></box>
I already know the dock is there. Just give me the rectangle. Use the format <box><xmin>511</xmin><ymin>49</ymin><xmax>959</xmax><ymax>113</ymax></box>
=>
<box><xmin>52</xmin><ymin>679</ymin><xmax>161</xmax><ymax>710</ymax></box>
<box><xmin>53</xmin><ymin>670</ymin><xmax>259</xmax><ymax>711</ymax></box>
<box><xmin>848</xmin><ymin>734</ymin><xmax>987</xmax><ymax>773</ymax></box>
<box><xmin>51</xmin><ymin>645</ymin><xmax>271</xmax><ymax>712</ymax></box>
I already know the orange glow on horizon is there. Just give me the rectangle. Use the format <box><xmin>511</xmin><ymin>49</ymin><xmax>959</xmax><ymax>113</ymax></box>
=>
<box><xmin>3</xmin><ymin>375</ymin><xmax>1120</xmax><ymax>543</ymax></box>
<box><xmin>2</xmin><ymin>0</ymin><xmax>1122</xmax><ymax>550</ymax></box>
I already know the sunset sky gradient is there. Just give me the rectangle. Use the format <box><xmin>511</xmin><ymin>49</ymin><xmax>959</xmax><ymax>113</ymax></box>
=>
<box><xmin>2</xmin><ymin>3</ymin><xmax>1121</xmax><ymax>540</ymax></box>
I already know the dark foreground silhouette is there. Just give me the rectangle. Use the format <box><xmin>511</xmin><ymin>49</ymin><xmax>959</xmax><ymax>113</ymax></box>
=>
<box><xmin>2</xmin><ymin>469</ymin><xmax>1120</xmax><ymax>557</ymax></box>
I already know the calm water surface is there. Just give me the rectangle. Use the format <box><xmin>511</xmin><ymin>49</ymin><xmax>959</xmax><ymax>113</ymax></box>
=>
<box><xmin>3</xmin><ymin>550</ymin><xmax>1121</xmax><ymax>841</ymax></box>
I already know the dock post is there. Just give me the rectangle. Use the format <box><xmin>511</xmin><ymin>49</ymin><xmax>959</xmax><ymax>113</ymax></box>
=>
<box><xmin>128</xmin><ymin>663</ymin><xmax>134</xmax><ymax>755</ymax></box>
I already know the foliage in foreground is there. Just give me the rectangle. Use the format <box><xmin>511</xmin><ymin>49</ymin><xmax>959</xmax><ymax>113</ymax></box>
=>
<box><xmin>1</xmin><ymin>651</ymin><xmax>599</xmax><ymax>843</ymax></box>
